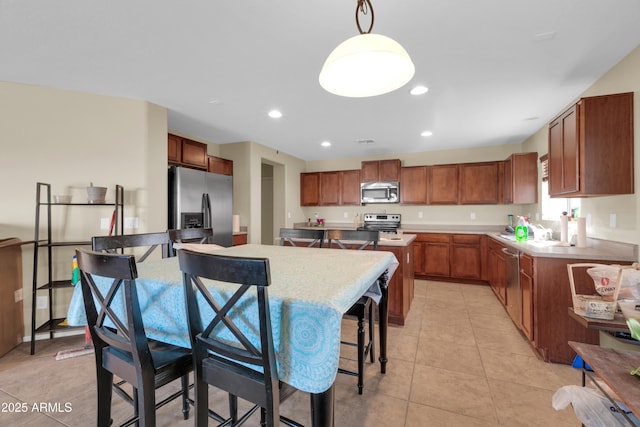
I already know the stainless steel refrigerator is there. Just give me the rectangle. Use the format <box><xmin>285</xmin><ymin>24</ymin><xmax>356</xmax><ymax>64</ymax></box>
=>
<box><xmin>168</xmin><ymin>166</ymin><xmax>233</xmax><ymax>247</ymax></box>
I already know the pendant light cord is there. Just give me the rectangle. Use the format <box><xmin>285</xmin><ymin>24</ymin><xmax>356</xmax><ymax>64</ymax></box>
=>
<box><xmin>356</xmin><ymin>0</ymin><xmax>374</xmax><ymax>34</ymax></box>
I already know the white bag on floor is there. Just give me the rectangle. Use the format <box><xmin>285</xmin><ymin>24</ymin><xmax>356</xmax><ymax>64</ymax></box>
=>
<box><xmin>552</xmin><ymin>385</ymin><xmax>638</xmax><ymax>426</ymax></box>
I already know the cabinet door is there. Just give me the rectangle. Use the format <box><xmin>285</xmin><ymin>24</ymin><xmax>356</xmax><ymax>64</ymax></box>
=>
<box><xmin>450</xmin><ymin>235</ymin><xmax>482</xmax><ymax>279</ymax></box>
<box><xmin>507</xmin><ymin>153</ymin><xmax>538</xmax><ymax>204</ymax></box>
<box><xmin>319</xmin><ymin>171</ymin><xmax>341</xmax><ymax>205</ymax></box>
<box><xmin>503</xmin><ymin>157</ymin><xmax>513</xmax><ymax>204</ymax></box>
<box><xmin>400</xmin><ymin>166</ymin><xmax>427</xmax><ymax>204</ymax></box>
<box><xmin>459</xmin><ymin>162</ymin><xmax>500</xmax><ymax>204</ymax></box>
<box><xmin>168</xmin><ymin>134</ymin><xmax>182</xmax><ymax>163</ymax></box>
<box><xmin>340</xmin><ymin>170</ymin><xmax>361</xmax><ymax>205</ymax></box>
<box><xmin>548</xmin><ymin>105</ymin><xmax>579</xmax><ymax>195</ymax></box>
<box><xmin>428</xmin><ymin>164</ymin><xmax>459</xmax><ymax>204</ymax></box>
<box><xmin>415</xmin><ymin>234</ymin><xmax>451</xmax><ymax>277</ymax></box>
<box><xmin>207</xmin><ymin>156</ymin><xmax>233</xmax><ymax>175</ymax></box>
<box><xmin>361</xmin><ymin>161</ymin><xmax>380</xmax><ymax>182</ymax></box>
<box><xmin>300</xmin><ymin>173</ymin><xmax>319</xmax><ymax>206</ymax></box>
<box><xmin>181</xmin><ymin>139</ymin><xmax>207</xmax><ymax>169</ymax></box>
<box><xmin>233</xmin><ymin>234</ymin><xmax>247</xmax><ymax>246</ymax></box>
<box><xmin>379</xmin><ymin>159</ymin><xmax>401</xmax><ymax>181</ymax></box>
<box><xmin>520</xmin><ymin>253</ymin><xmax>534</xmax><ymax>340</ymax></box>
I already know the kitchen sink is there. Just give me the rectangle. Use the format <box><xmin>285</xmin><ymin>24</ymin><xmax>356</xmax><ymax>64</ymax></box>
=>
<box><xmin>498</xmin><ymin>234</ymin><xmax>561</xmax><ymax>247</ymax></box>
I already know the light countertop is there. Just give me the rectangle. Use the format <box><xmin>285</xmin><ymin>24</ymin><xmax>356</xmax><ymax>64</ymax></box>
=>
<box><xmin>292</xmin><ymin>222</ymin><xmax>637</xmax><ymax>262</ymax></box>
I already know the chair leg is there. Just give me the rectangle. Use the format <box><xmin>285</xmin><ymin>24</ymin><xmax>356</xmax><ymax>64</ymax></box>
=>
<box><xmin>181</xmin><ymin>375</ymin><xmax>189</xmax><ymax>420</ymax></box>
<box><xmin>136</xmin><ymin>376</ymin><xmax>156</xmax><ymax>427</ymax></box>
<box><xmin>96</xmin><ymin>366</ymin><xmax>114</xmax><ymax>427</ymax></box>
<box><xmin>194</xmin><ymin>371</ymin><xmax>209</xmax><ymax>427</ymax></box>
<box><xmin>357</xmin><ymin>311</ymin><xmax>365</xmax><ymax>395</ymax></box>
<box><xmin>368</xmin><ymin>302</ymin><xmax>375</xmax><ymax>363</ymax></box>
<box><xmin>260</xmin><ymin>407</ymin><xmax>267</xmax><ymax>427</ymax></box>
<box><xmin>228</xmin><ymin>394</ymin><xmax>238</xmax><ymax>424</ymax></box>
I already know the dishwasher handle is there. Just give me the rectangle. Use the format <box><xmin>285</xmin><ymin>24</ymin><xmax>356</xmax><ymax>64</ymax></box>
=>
<box><xmin>502</xmin><ymin>247</ymin><xmax>520</xmax><ymax>257</ymax></box>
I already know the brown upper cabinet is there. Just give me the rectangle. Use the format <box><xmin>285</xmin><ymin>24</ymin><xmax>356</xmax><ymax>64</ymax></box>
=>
<box><xmin>503</xmin><ymin>152</ymin><xmax>538</xmax><ymax>204</ymax></box>
<box><xmin>400</xmin><ymin>166</ymin><xmax>428</xmax><ymax>205</ymax></box>
<box><xmin>300</xmin><ymin>172</ymin><xmax>320</xmax><ymax>206</ymax></box>
<box><xmin>428</xmin><ymin>164</ymin><xmax>459</xmax><ymax>204</ymax></box>
<box><xmin>168</xmin><ymin>133</ymin><xmax>232</xmax><ymax>175</ymax></box>
<box><xmin>361</xmin><ymin>159</ymin><xmax>401</xmax><ymax>182</ymax></box>
<box><xmin>207</xmin><ymin>155</ymin><xmax>233</xmax><ymax>176</ymax></box>
<box><xmin>168</xmin><ymin>133</ymin><xmax>207</xmax><ymax>170</ymax></box>
<box><xmin>301</xmin><ymin>170</ymin><xmax>361</xmax><ymax>206</ymax></box>
<box><xmin>459</xmin><ymin>161</ymin><xmax>500</xmax><ymax>204</ymax></box>
<box><xmin>548</xmin><ymin>92</ymin><xmax>634</xmax><ymax>197</ymax></box>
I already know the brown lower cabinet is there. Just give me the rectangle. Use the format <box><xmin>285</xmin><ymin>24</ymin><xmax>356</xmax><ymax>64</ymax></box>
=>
<box><xmin>486</xmin><ymin>236</ymin><xmax>631</xmax><ymax>364</ymax></box>
<box><xmin>232</xmin><ymin>234</ymin><xmax>247</xmax><ymax>246</ymax></box>
<box><xmin>414</xmin><ymin>233</ymin><xmax>486</xmax><ymax>282</ymax></box>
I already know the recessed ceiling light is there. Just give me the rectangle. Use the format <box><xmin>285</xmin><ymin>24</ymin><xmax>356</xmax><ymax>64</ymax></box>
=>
<box><xmin>321</xmin><ymin>141</ymin><xmax>331</xmax><ymax>147</ymax></box>
<box><xmin>410</xmin><ymin>85</ymin><xmax>429</xmax><ymax>96</ymax></box>
<box><xmin>268</xmin><ymin>110</ymin><xmax>282</xmax><ymax>119</ymax></box>
<box><xmin>421</xmin><ymin>130</ymin><xmax>433</xmax><ymax>137</ymax></box>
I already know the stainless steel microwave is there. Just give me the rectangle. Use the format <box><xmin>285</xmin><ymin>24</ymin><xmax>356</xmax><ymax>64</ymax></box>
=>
<box><xmin>361</xmin><ymin>182</ymin><xmax>399</xmax><ymax>204</ymax></box>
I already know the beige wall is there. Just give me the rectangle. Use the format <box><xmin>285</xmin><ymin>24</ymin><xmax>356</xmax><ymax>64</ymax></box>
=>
<box><xmin>0</xmin><ymin>81</ymin><xmax>168</xmax><ymax>339</ymax></box>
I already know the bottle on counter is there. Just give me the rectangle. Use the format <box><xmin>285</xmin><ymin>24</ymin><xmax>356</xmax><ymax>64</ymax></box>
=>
<box><xmin>515</xmin><ymin>216</ymin><xmax>529</xmax><ymax>242</ymax></box>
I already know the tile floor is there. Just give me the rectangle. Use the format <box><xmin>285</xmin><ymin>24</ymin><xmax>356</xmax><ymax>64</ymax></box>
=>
<box><xmin>0</xmin><ymin>280</ymin><xmax>583</xmax><ymax>426</ymax></box>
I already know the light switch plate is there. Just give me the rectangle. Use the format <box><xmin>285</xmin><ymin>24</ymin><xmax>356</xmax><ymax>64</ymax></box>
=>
<box><xmin>610</xmin><ymin>213</ymin><xmax>617</xmax><ymax>228</ymax></box>
<box><xmin>37</xmin><ymin>295</ymin><xmax>48</xmax><ymax>309</ymax></box>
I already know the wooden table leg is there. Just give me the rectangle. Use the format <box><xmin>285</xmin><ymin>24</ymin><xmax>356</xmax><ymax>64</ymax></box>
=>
<box><xmin>310</xmin><ymin>385</ymin><xmax>334</xmax><ymax>427</ymax></box>
<box><xmin>377</xmin><ymin>270</ymin><xmax>389</xmax><ymax>374</ymax></box>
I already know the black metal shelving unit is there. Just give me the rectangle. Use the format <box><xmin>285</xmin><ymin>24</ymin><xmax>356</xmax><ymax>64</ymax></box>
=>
<box><xmin>30</xmin><ymin>182</ymin><xmax>124</xmax><ymax>355</ymax></box>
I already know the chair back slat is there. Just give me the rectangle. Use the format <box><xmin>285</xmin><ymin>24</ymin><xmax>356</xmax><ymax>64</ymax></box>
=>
<box><xmin>279</xmin><ymin>228</ymin><xmax>325</xmax><ymax>248</ymax></box>
<box><xmin>326</xmin><ymin>229</ymin><xmax>379</xmax><ymax>251</ymax></box>
<box><xmin>92</xmin><ymin>232</ymin><xmax>171</xmax><ymax>262</ymax></box>
<box><xmin>178</xmin><ymin>249</ymin><xmax>277</xmax><ymax>373</ymax></box>
<box><xmin>76</xmin><ymin>248</ymin><xmax>152</xmax><ymax>363</ymax></box>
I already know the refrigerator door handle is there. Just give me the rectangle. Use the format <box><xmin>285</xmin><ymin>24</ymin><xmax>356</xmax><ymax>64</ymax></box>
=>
<box><xmin>202</xmin><ymin>193</ymin><xmax>212</xmax><ymax>228</ymax></box>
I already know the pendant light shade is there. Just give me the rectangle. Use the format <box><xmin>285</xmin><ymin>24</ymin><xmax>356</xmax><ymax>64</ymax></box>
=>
<box><xmin>319</xmin><ymin>0</ymin><xmax>415</xmax><ymax>97</ymax></box>
<box><xmin>319</xmin><ymin>33</ymin><xmax>415</xmax><ymax>97</ymax></box>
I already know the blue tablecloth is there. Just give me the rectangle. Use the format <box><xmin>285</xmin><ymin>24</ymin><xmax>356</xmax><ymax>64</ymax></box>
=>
<box><xmin>67</xmin><ymin>244</ymin><xmax>398</xmax><ymax>393</ymax></box>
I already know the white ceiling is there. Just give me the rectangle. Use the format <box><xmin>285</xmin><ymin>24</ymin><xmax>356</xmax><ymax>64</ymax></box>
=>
<box><xmin>2</xmin><ymin>1</ymin><xmax>640</xmax><ymax>161</ymax></box>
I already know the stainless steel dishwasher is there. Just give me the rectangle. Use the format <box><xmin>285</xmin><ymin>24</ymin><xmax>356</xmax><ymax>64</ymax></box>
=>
<box><xmin>502</xmin><ymin>247</ymin><xmax>521</xmax><ymax>328</ymax></box>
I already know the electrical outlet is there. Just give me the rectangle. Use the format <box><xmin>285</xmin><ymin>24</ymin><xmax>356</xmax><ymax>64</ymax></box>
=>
<box><xmin>418</xmin><ymin>211</ymin><xmax>423</xmax><ymax>219</ymax></box>
<box><xmin>343</xmin><ymin>212</ymin><xmax>348</xmax><ymax>219</ymax></box>
<box><xmin>470</xmin><ymin>212</ymin><xmax>476</xmax><ymax>220</ymax></box>
<box><xmin>37</xmin><ymin>295</ymin><xmax>48</xmax><ymax>309</ymax></box>
<box><xmin>610</xmin><ymin>213</ymin><xmax>617</xmax><ymax>228</ymax></box>
<box><xmin>287</xmin><ymin>211</ymin><xmax>291</xmax><ymax>219</ymax></box>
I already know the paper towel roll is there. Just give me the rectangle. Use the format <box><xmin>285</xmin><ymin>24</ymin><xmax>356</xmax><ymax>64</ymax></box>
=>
<box><xmin>560</xmin><ymin>214</ymin><xmax>569</xmax><ymax>244</ymax></box>
<box><xmin>576</xmin><ymin>217</ymin><xmax>587</xmax><ymax>248</ymax></box>
<box><xmin>232</xmin><ymin>215</ymin><xmax>240</xmax><ymax>233</ymax></box>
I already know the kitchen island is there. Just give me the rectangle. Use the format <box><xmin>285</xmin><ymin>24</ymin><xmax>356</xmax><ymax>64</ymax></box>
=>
<box><xmin>286</xmin><ymin>226</ymin><xmax>416</xmax><ymax>326</ymax></box>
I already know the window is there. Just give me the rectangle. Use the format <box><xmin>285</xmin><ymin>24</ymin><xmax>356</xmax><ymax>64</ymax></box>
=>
<box><xmin>539</xmin><ymin>154</ymin><xmax>580</xmax><ymax>221</ymax></box>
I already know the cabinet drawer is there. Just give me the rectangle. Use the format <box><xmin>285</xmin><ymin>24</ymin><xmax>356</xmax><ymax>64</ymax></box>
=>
<box><xmin>452</xmin><ymin>234</ymin><xmax>481</xmax><ymax>245</ymax></box>
<box><xmin>414</xmin><ymin>233</ymin><xmax>450</xmax><ymax>243</ymax></box>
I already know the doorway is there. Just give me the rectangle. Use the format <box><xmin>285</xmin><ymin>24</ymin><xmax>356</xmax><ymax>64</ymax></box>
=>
<box><xmin>260</xmin><ymin>160</ymin><xmax>285</xmax><ymax>245</ymax></box>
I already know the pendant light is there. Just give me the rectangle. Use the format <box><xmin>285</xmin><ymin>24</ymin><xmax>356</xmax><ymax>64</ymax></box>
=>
<box><xmin>319</xmin><ymin>0</ymin><xmax>415</xmax><ymax>98</ymax></box>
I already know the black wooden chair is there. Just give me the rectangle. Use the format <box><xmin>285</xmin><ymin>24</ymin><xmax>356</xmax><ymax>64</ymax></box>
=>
<box><xmin>76</xmin><ymin>248</ymin><xmax>192</xmax><ymax>427</ymax></box>
<box><xmin>325</xmin><ymin>229</ymin><xmax>379</xmax><ymax>394</ymax></box>
<box><xmin>168</xmin><ymin>228</ymin><xmax>215</xmax><ymax>255</ymax></box>
<box><xmin>92</xmin><ymin>231</ymin><xmax>171</xmax><ymax>261</ymax></box>
<box><xmin>178</xmin><ymin>249</ymin><xmax>303</xmax><ymax>427</ymax></box>
<box><xmin>279</xmin><ymin>227</ymin><xmax>325</xmax><ymax>247</ymax></box>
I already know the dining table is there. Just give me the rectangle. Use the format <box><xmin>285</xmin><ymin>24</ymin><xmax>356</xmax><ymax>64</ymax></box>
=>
<box><xmin>66</xmin><ymin>243</ymin><xmax>399</xmax><ymax>426</ymax></box>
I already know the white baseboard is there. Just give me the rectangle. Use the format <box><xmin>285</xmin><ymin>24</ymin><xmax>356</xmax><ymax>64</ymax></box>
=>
<box><xmin>23</xmin><ymin>328</ymin><xmax>85</xmax><ymax>343</ymax></box>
